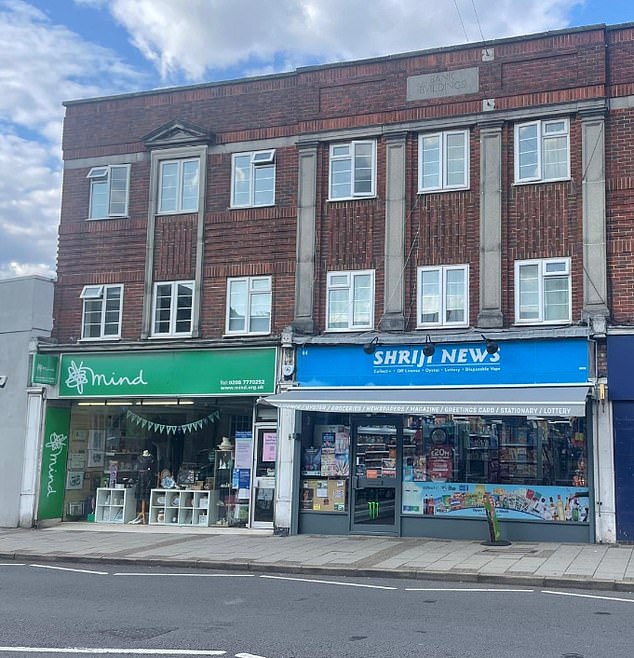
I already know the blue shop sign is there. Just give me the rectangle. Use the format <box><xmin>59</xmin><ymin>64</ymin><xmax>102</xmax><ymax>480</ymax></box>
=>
<box><xmin>297</xmin><ymin>338</ymin><xmax>589</xmax><ymax>387</ymax></box>
<box><xmin>607</xmin><ymin>336</ymin><xmax>634</xmax><ymax>399</ymax></box>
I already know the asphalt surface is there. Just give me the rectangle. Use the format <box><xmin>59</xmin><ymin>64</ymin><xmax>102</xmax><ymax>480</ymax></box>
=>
<box><xmin>1</xmin><ymin>523</ymin><xmax>633</xmax><ymax>592</ymax></box>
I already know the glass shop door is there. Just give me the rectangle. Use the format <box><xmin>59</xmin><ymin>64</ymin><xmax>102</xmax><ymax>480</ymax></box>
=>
<box><xmin>350</xmin><ymin>418</ymin><xmax>401</xmax><ymax>535</ymax></box>
<box><xmin>250</xmin><ymin>424</ymin><xmax>277</xmax><ymax>529</ymax></box>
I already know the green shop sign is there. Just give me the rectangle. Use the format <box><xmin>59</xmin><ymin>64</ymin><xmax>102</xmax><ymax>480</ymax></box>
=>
<box><xmin>59</xmin><ymin>348</ymin><xmax>277</xmax><ymax>398</ymax></box>
<box><xmin>32</xmin><ymin>353</ymin><xmax>59</xmax><ymax>385</ymax></box>
<box><xmin>38</xmin><ymin>407</ymin><xmax>70</xmax><ymax>520</ymax></box>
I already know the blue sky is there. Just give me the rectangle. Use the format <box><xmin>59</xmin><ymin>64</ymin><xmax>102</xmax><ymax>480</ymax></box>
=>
<box><xmin>0</xmin><ymin>0</ymin><xmax>632</xmax><ymax>280</ymax></box>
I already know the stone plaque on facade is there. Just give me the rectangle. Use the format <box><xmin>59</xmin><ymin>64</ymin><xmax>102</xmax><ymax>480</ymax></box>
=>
<box><xmin>407</xmin><ymin>67</ymin><xmax>479</xmax><ymax>101</ymax></box>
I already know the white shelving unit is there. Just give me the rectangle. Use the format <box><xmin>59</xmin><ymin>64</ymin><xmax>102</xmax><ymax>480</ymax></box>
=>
<box><xmin>148</xmin><ymin>488</ymin><xmax>214</xmax><ymax>526</ymax></box>
<box><xmin>95</xmin><ymin>487</ymin><xmax>137</xmax><ymax>524</ymax></box>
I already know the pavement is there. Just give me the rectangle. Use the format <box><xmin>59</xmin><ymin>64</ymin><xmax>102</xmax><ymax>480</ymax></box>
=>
<box><xmin>1</xmin><ymin>523</ymin><xmax>634</xmax><ymax>592</ymax></box>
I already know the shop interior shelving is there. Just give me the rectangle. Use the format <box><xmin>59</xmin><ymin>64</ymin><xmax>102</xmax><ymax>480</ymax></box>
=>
<box><xmin>148</xmin><ymin>488</ymin><xmax>215</xmax><ymax>526</ymax></box>
<box><xmin>95</xmin><ymin>487</ymin><xmax>137</xmax><ymax>524</ymax></box>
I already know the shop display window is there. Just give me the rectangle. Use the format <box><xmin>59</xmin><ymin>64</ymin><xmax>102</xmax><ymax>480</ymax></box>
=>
<box><xmin>62</xmin><ymin>403</ymin><xmax>257</xmax><ymax>526</ymax></box>
<box><xmin>300</xmin><ymin>413</ymin><xmax>350</xmax><ymax>512</ymax></box>
<box><xmin>402</xmin><ymin>414</ymin><xmax>589</xmax><ymax>523</ymax></box>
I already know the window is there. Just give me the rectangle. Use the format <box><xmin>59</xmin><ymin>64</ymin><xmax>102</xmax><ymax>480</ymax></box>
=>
<box><xmin>158</xmin><ymin>159</ymin><xmax>200</xmax><ymax>213</ymax></box>
<box><xmin>231</xmin><ymin>150</ymin><xmax>275</xmax><ymax>207</ymax></box>
<box><xmin>515</xmin><ymin>258</ymin><xmax>571</xmax><ymax>324</ymax></box>
<box><xmin>87</xmin><ymin>165</ymin><xmax>130</xmax><ymax>219</ymax></box>
<box><xmin>152</xmin><ymin>281</ymin><xmax>194</xmax><ymax>336</ymax></box>
<box><xmin>417</xmin><ymin>265</ymin><xmax>469</xmax><ymax>327</ymax></box>
<box><xmin>326</xmin><ymin>270</ymin><xmax>374</xmax><ymax>331</ymax></box>
<box><xmin>329</xmin><ymin>141</ymin><xmax>376</xmax><ymax>200</ymax></box>
<box><xmin>515</xmin><ymin>119</ymin><xmax>570</xmax><ymax>183</ymax></box>
<box><xmin>80</xmin><ymin>285</ymin><xmax>123</xmax><ymax>339</ymax></box>
<box><xmin>418</xmin><ymin>130</ymin><xmax>469</xmax><ymax>192</ymax></box>
<box><xmin>226</xmin><ymin>276</ymin><xmax>272</xmax><ymax>334</ymax></box>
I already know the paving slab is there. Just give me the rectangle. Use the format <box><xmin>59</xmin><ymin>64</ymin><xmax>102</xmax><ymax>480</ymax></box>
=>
<box><xmin>1</xmin><ymin>525</ymin><xmax>634</xmax><ymax>591</ymax></box>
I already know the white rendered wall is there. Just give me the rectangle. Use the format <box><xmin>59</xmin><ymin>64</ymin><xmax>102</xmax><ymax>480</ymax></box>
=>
<box><xmin>0</xmin><ymin>276</ymin><xmax>54</xmax><ymax>527</ymax></box>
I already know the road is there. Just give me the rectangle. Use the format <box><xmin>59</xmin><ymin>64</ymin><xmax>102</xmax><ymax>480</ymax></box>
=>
<box><xmin>1</xmin><ymin>561</ymin><xmax>633</xmax><ymax>657</ymax></box>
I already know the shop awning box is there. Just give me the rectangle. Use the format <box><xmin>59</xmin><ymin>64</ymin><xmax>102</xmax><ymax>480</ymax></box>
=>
<box><xmin>264</xmin><ymin>385</ymin><xmax>590</xmax><ymax>417</ymax></box>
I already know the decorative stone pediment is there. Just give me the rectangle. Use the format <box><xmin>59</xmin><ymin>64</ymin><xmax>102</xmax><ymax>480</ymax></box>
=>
<box><xmin>143</xmin><ymin>120</ymin><xmax>214</xmax><ymax>149</ymax></box>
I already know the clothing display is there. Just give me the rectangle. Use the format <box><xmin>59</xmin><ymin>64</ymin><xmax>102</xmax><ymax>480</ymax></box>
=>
<box><xmin>135</xmin><ymin>452</ymin><xmax>155</xmax><ymax>502</ymax></box>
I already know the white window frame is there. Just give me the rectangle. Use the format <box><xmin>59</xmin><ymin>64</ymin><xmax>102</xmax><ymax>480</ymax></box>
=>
<box><xmin>416</xmin><ymin>265</ymin><xmax>469</xmax><ymax>328</ymax></box>
<box><xmin>151</xmin><ymin>280</ymin><xmax>194</xmax><ymax>337</ymax></box>
<box><xmin>231</xmin><ymin>150</ymin><xmax>276</xmax><ymax>208</ymax></box>
<box><xmin>326</xmin><ymin>269</ymin><xmax>375</xmax><ymax>331</ymax></box>
<box><xmin>87</xmin><ymin>165</ymin><xmax>130</xmax><ymax>219</ymax></box>
<box><xmin>328</xmin><ymin>140</ymin><xmax>377</xmax><ymax>200</ymax></box>
<box><xmin>418</xmin><ymin>130</ymin><xmax>469</xmax><ymax>193</ymax></box>
<box><xmin>158</xmin><ymin>158</ymin><xmax>200</xmax><ymax>214</ymax></box>
<box><xmin>225</xmin><ymin>276</ymin><xmax>272</xmax><ymax>335</ymax></box>
<box><xmin>514</xmin><ymin>118</ymin><xmax>570</xmax><ymax>184</ymax></box>
<box><xmin>80</xmin><ymin>284</ymin><xmax>123</xmax><ymax>340</ymax></box>
<box><xmin>514</xmin><ymin>257</ymin><xmax>571</xmax><ymax>324</ymax></box>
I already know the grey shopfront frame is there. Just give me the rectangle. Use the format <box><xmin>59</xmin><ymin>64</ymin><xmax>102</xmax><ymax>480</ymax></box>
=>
<box><xmin>269</xmin><ymin>386</ymin><xmax>593</xmax><ymax>543</ymax></box>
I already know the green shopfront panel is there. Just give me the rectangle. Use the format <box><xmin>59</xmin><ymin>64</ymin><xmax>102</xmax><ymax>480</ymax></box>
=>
<box><xmin>59</xmin><ymin>348</ymin><xmax>277</xmax><ymax>398</ymax></box>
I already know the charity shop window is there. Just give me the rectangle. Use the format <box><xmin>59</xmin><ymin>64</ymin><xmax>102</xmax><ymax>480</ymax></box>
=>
<box><xmin>326</xmin><ymin>270</ymin><xmax>374</xmax><ymax>331</ymax></box>
<box><xmin>87</xmin><ymin>165</ymin><xmax>130</xmax><ymax>219</ymax></box>
<box><xmin>151</xmin><ymin>280</ymin><xmax>194</xmax><ymax>337</ymax></box>
<box><xmin>514</xmin><ymin>118</ymin><xmax>570</xmax><ymax>183</ymax></box>
<box><xmin>329</xmin><ymin>140</ymin><xmax>376</xmax><ymax>200</ymax></box>
<box><xmin>80</xmin><ymin>284</ymin><xmax>123</xmax><ymax>339</ymax></box>
<box><xmin>226</xmin><ymin>276</ymin><xmax>272</xmax><ymax>335</ymax></box>
<box><xmin>417</xmin><ymin>265</ymin><xmax>469</xmax><ymax>327</ymax></box>
<box><xmin>231</xmin><ymin>150</ymin><xmax>275</xmax><ymax>207</ymax></box>
<box><xmin>515</xmin><ymin>258</ymin><xmax>571</xmax><ymax>324</ymax></box>
<box><xmin>418</xmin><ymin>130</ymin><xmax>469</xmax><ymax>192</ymax></box>
<box><xmin>158</xmin><ymin>158</ymin><xmax>200</xmax><ymax>213</ymax></box>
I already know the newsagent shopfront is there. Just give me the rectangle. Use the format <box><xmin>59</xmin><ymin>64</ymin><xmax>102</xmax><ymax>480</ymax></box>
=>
<box><xmin>268</xmin><ymin>338</ymin><xmax>595</xmax><ymax>543</ymax></box>
<box><xmin>34</xmin><ymin>347</ymin><xmax>279</xmax><ymax>531</ymax></box>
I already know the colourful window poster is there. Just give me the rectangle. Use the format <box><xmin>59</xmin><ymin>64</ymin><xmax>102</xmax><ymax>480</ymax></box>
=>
<box><xmin>402</xmin><ymin>481</ymin><xmax>590</xmax><ymax>522</ymax></box>
<box><xmin>262</xmin><ymin>431</ymin><xmax>277</xmax><ymax>462</ymax></box>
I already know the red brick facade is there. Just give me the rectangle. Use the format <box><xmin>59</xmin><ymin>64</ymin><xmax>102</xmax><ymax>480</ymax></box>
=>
<box><xmin>52</xmin><ymin>24</ymin><xmax>634</xmax><ymax>347</ymax></box>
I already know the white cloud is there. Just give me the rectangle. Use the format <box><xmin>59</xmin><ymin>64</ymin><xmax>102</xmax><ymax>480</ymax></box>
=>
<box><xmin>0</xmin><ymin>0</ymin><xmax>145</xmax><ymax>280</ymax></box>
<box><xmin>102</xmin><ymin>0</ymin><xmax>583</xmax><ymax>82</ymax></box>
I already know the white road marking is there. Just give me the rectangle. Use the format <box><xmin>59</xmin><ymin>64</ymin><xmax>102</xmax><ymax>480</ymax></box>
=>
<box><xmin>29</xmin><ymin>564</ymin><xmax>108</xmax><ymax>575</ymax></box>
<box><xmin>405</xmin><ymin>587</ymin><xmax>534</xmax><ymax>592</ymax></box>
<box><xmin>113</xmin><ymin>573</ymin><xmax>254</xmax><ymax>578</ymax></box>
<box><xmin>0</xmin><ymin>648</ymin><xmax>226</xmax><ymax>655</ymax></box>
<box><xmin>0</xmin><ymin>563</ymin><xmax>25</xmax><ymax>566</ymax></box>
<box><xmin>542</xmin><ymin>590</ymin><xmax>634</xmax><ymax>604</ymax></box>
<box><xmin>260</xmin><ymin>574</ymin><xmax>397</xmax><ymax>590</ymax></box>
<box><xmin>235</xmin><ymin>654</ymin><xmax>268</xmax><ymax>658</ymax></box>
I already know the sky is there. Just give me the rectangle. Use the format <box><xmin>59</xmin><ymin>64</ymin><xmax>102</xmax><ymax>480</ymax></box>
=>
<box><xmin>0</xmin><ymin>0</ymin><xmax>632</xmax><ymax>281</ymax></box>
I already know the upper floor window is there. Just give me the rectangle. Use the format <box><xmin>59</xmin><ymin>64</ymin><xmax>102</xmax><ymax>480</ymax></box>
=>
<box><xmin>80</xmin><ymin>284</ymin><xmax>123</xmax><ymax>339</ymax></box>
<box><xmin>417</xmin><ymin>265</ymin><xmax>469</xmax><ymax>327</ymax></box>
<box><xmin>231</xmin><ymin>150</ymin><xmax>275</xmax><ymax>207</ymax></box>
<box><xmin>515</xmin><ymin>118</ymin><xmax>570</xmax><ymax>183</ymax></box>
<box><xmin>87</xmin><ymin>165</ymin><xmax>130</xmax><ymax>219</ymax></box>
<box><xmin>226</xmin><ymin>276</ymin><xmax>272</xmax><ymax>335</ymax></box>
<box><xmin>326</xmin><ymin>270</ymin><xmax>374</xmax><ymax>331</ymax></box>
<box><xmin>152</xmin><ymin>280</ymin><xmax>194</xmax><ymax>337</ymax></box>
<box><xmin>515</xmin><ymin>258</ymin><xmax>571</xmax><ymax>324</ymax></box>
<box><xmin>418</xmin><ymin>130</ymin><xmax>469</xmax><ymax>192</ymax></box>
<box><xmin>329</xmin><ymin>141</ymin><xmax>376</xmax><ymax>200</ymax></box>
<box><xmin>158</xmin><ymin>159</ymin><xmax>200</xmax><ymax>213</ymax></box>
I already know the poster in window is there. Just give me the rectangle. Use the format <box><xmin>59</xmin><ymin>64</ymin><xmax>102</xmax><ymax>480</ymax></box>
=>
<box><xmin>66</xmin><ymin>471</ymin><xmax>84</xmax><ymax>490</ymax></box>
<box><xmin>262</xmin><ymin>432</ymin><xmax>277</xmax><ymax>462</ymax></box>
<box><xmin>87</xmin><ymin>450</ymin><xmax>105</xmax><ymax>468</ymax></box>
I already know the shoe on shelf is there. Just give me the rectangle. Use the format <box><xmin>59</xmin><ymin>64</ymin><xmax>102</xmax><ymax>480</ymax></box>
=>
<box><xmin>128</xmin><ymin>515</ymin><xmax>142</xmax><ymax>524</ymax></box>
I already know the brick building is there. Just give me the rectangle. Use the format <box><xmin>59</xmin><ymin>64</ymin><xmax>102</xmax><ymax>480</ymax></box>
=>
<box><xmin>33</xmin><ymin>22</ymin><xmax>634</xmax><ymax>542</ymax></box>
